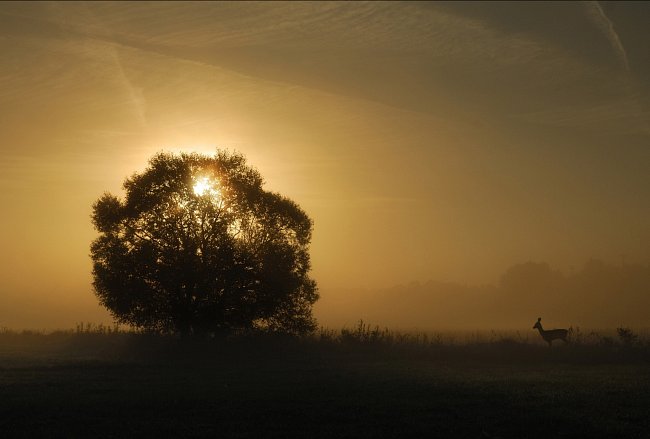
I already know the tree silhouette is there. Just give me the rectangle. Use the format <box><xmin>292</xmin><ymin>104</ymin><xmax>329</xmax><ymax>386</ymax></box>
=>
<box><xmin>90</xmin><ymin>150</ymin><xmax>318</xmax><ymax>336</ymax></box>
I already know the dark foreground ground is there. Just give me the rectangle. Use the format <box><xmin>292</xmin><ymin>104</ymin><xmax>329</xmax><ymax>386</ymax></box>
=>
<box><xmin>1</xmin><ymin>331</ymin><xmax>649</xmax><ymax>438</ymax></box>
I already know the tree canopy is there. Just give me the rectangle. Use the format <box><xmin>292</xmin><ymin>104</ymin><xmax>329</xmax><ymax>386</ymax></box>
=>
<box><xmin>90</xmin><ymin>150</ymin><xmax>318</xmax><ymax>336</ymax></box>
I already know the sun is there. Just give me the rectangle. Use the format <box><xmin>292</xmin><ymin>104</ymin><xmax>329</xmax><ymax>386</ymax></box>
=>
<box><xmin>193</xmin><ymin>176</ymin><xmax>211</xmax><ymax>196</ymax></box>
<box><xmin>192</xmin><ymin>175</ymin><xmax>222</xmax><ymax>201</ymax></box>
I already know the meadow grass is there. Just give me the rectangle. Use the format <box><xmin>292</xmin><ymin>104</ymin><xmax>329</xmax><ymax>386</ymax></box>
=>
<box><xmin>1</xmin><ymin>323</ymin><xmax>649</xmax><ymax>438</ymax></box>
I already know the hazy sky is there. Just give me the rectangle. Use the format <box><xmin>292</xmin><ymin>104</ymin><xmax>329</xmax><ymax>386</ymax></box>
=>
<box><xmin>1</xmin><ymin>2</ymin><xmax>649</xmax><ymax>329</ymax></box>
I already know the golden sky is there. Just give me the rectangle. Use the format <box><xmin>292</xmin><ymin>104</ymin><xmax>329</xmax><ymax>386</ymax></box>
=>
<box><xmin>1</xmin><ymin>2</ymin><xmax>649</xmax><ymax>329</ymax></box>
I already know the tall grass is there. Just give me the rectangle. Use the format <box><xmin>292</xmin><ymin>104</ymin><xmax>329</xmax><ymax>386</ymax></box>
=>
<box><xmin>1</xmin><ymin>320</ymin><xmax>649</xmax><ymax>364</ymax></box>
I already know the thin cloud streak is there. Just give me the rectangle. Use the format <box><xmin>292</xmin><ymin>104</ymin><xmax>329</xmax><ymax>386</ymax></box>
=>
<box><xmin>587</xmin><ymin>1</ymin><xmax>630</xmax><ymax>71</ymax></box>
<box><xmin>78</xmin><ymin>3</ymin><xmax>148</xmax><ymax>128</ymax></box>
<box><xmin>107</xmin><ymin>45</ymin><xmax>147</xmax><ymax>128</ymax></box>
<box><xmin>0</xmin><ymin>6</ymin><xmax>147</xmax><ymax>128</ymax></box>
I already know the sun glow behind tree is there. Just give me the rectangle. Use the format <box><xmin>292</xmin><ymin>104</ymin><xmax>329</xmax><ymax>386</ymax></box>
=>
<box><xmin>90</xmin><ymin>150</ymin><xmax>318</xmax><ymax>336</ymax></box>
<box><xmin>192</xmin><ymin>175</ymin><xmax>222</xmax><ymax>199</ymax></box>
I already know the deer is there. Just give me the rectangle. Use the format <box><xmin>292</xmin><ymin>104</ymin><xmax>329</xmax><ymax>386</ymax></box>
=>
<box><xmin>533</xmin><ymin>317</ymin><xmax>568</xmax><ymax>346</ymax></box>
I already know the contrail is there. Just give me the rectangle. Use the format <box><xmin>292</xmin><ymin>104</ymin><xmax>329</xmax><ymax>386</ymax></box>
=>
<box><xmin>107</xmin><ymin>44</ymin><xmax>148</xmax><ymax>128</ymax></box>
<box><xmin>587</xmin><ymin>1</ymin><xmax>629</xmax><ymax>71</ymax></box>
<box><xmin>78</xmin><ymin>3</ymin><xmax>148</xmax><ymax>128</ymax></box>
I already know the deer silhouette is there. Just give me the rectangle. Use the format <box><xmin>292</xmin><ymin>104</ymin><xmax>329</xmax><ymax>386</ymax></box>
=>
<box><xmin>533</xmin><ymin>317</ymin><xmax>568</xmax><ymax>346</ymax></box>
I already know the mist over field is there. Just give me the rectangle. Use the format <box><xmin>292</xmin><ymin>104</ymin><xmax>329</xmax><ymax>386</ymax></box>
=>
<box><xmin>317</xmin><ymin>259</ymin><xmax>650</xmax><ymax>330</ymax></box>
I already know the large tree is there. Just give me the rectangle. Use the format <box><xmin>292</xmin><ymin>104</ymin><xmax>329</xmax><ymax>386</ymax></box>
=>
<box><xmin>90</xmin><ymin>150</ymin><xmax>318</xmax><ymax>336</ymax></box>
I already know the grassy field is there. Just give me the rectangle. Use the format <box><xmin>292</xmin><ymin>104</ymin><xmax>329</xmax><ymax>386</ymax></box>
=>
<box><xmin>1</xmin><ymin>325</ymin><xmax>649</xmax><ymax>438</ymax></box>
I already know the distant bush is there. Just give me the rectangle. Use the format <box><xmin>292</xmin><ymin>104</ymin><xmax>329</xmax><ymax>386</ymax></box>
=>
<box><xmin>616</xmin><ymin>327</ymin><xmax>639</xmax><ymax>345</ymax></box>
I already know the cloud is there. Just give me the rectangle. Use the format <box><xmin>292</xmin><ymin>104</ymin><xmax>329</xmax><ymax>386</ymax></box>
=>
<box><xmin>0</xmin><ymin>5</ymin><xmax>148</xmax><ymax>128</ymax></box>
<box><xmin>107</xmin><ymin>45</ymin><xmax>147</xmax><ymax>128</ymax></box>
<box><xmin>72</xmin><ymin>3</ymin><xmax>148</xmax><ymax>128</ymax></box>
<box><xmin>585</xmin><ymin>1</ymin><xmax>630</xmax><ymax>71</ymax></box>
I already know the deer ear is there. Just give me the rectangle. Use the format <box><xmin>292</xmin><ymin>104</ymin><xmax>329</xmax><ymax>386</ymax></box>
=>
<box><xmin>537</xmin><ymin>317</ymin><xmax>541</xmax><ymax>322</ymax></box>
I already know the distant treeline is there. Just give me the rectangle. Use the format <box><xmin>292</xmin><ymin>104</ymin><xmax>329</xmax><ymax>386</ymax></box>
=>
<box><xmin>317</xmin><ymin>260</ymin><xmax>650</xmax><ymax>329</ymax></box>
